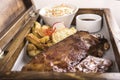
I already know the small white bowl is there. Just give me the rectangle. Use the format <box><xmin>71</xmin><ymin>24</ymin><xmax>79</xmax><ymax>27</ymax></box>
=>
<box><xmin>76</xmin><ymin>14</ymin><xmax>102</xmax><ymax>33</ymax></box>
<box><xmin>39</xmin><ymin>3</ymin><xmax>78</xmax><ymax>27</ymax></box>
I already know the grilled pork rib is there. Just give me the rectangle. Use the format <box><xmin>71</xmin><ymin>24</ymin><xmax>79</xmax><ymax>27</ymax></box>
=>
<box><xmin>22</xmin><ymin>31</ymin><xmax>111</xmax><ymax>73</ymax></box>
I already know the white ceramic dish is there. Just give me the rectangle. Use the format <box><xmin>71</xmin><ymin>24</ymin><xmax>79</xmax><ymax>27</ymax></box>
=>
<box><xmin>76</xmin><ymin>14</ymin><xmax>102</xmax><ymax>33</ymax></box>
<box><xmin>39</xmin><ymin>3</ymin><xmax>78</xmax><ymax>27</ymax></box>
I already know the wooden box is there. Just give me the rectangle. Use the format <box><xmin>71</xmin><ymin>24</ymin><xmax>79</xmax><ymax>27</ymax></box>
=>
<box><xmin>0</xmin><ymin>0</ymin><xmax>120</xmax><ymax>79</ymax></box>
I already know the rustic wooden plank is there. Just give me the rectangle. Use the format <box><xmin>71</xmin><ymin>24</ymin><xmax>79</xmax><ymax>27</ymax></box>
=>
<box><xmin>0</xmin><ymin>0</ymin><xmax>34</xmax><ymax>51</ymax></box>
<box><xmin>16</xmin><ymin>0</ymin><xmax>26</xmax><ymax>15</ymax></box>
<box><xmin>0</xmin><ymin>19</ymin><xmax>33</xmax><ymax>71</ymax></box>
<box><xmin>1</xmin><ymin>41</ymin><xmax>25</xmax><ymax>72</ymax></box>
<box><xmin>104</xmin><ymin>9</ymin><xmax>120</xmax><ymax>71</ymax></box>
<box><xmin>0</xmin><ymin>72</ymin><xmax>120</xmax><ymax>80</ymax></box>
<box><xmin>0</xmin><ymin>7</ymin><xmax>34</xmax><ymax>50</ymax></box>
<box><xmin>0</xmin><ymin>0</ymin><xmax>26</xmax><ymax>33</ymax></box>
<box><xmin>0</xmin><ymin>11</ymin><xmax>39</xmax><ymax>71</ymax></box>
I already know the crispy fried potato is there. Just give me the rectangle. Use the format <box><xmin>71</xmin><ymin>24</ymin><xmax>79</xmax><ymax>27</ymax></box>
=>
<box><xmin>26</xmin><ymin>33</ymin><xmax>44</xmax><ymax>49</ymax></box>
<box><xmin>39</xmin><ymin>36</ymin><xmax>50</xmax><ymax>44</ymax></box>
<box><xmin>27</xmin><ymin>43</ymin><xmax>41</xmax><ymax>57</ymax></box>
<box><xmin>28</xmin><ymin>49</ymin><xmax>41</xmax><ymax>57</ymax></box>
<box><xmin>32</xmin><ymin>22</ymin><xmax>41</xmax><ymax>38</ymax></box>
<box><xmin>27</xmin><ymin>43</ymin><xmax>37</xmax><ymax>51</ymax></box>
<box><xmin>26</xmin><ymin>33</ymin><xmax>53</xmax><ymax>50</ymax></box>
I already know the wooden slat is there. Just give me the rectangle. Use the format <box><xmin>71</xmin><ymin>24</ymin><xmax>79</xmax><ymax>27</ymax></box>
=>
<box><xmin>0</xmin><ymin>19</ymin><xmax>33</xmax><ymax>71</ymax></box>
<box><xmin>0</xmin><ymin>72</ymin><xmax>120</xmax><ymax>80</ymax></box>
<box><xmin>0</xmin><ymin>10</ymin><xmax>39</xmax><ymax>71</ymax></box>
<box><xmin>0</xmin><ymin>7</ymin><xmax>34</xmax><ymax>50</ymax></box>
<box><xmin>0</xmin><ymin>0</ymin><xmax>34</xmax><ymax>50</ymax></box>
<box><xmin>0</xmin><ymin>0</ymin><xmax>26</xmax><ymax>33</ymax></box>
<box><xmin>1</xmin><ymin>41</ymin><xmax>25</xmax><ymax>72</ymax></box>
<box><xmin>104</xmin><ymin>9</ymin><xmax>120</xmax><ymax>71</ymax></box>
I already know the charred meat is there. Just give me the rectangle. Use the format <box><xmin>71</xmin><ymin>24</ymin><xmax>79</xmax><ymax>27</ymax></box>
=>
<box><xmin>75</xmin><ymin>55</ymin><xmax>112</xmax><ymax>73</ymax></box>
<box><xmin>22</xmin><ymin>31</ymin><xmax>111</xmax><ymax>73</ymax></box>
<box><xmin>88</xmin><ymin>36</ymin><xmax>110</xmax><ymax>57</ymax></box>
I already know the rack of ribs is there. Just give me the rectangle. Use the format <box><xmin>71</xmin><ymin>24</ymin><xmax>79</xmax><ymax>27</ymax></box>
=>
<box><xmin>22</xmin><ymin>31</ymin><xmax>112</xmax><ymax>73</ymax></box>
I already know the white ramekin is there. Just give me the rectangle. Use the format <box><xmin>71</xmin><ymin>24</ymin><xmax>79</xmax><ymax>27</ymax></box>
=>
<box><xmin>76</xmin><ymin>14</ymin><xmax>102</xmax><ymax>33</ymax></box>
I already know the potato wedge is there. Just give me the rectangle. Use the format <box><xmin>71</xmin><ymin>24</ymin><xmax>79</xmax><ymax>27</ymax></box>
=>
<box><xmin>26</xmin><ymin>33</ymin><xmax>44</xmax><ymax>49</ymax></box>
<box><xmin>32</xmin><ymin>21</ymin><xmax>41</xmax><ymax>38</ymax></box>
<box><xmin>28</xmin><ymin>49</ymin><xmax>41</xmax><ymax>57</ymax></box>
<box><xmin>39</xmin><ymin>36</ymin><xmax>50</xmax><ymax>44</ymax></box>
<box><xmin>27</xmin><ymin>43</ymin><xmax>37</xmax><ymax>51</ymax></box>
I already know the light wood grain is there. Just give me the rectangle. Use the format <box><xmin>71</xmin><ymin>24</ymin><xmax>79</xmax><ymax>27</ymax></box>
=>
<box><xmin>0</xmin><ymin>0</ymin><xmax>26</xmax><ymax>33</ymax></box>
<box><xmin>104</xmin><ymin>9</ymin><xmax>120</xmax><ymax>71</ymax></box>
<box><xmin>0</xmin><ymin>72</ymin><xmax>120</xmax><ymax>80</ymax></box>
